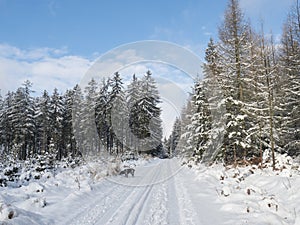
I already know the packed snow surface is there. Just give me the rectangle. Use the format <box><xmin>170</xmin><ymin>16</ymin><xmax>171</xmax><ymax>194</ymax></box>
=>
<box><xmin>1</xmin><ymin>156</ymin><xmax>300</xmax><ymax>224</ymax></box>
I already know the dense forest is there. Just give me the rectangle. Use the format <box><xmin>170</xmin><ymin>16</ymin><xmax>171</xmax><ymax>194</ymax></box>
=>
<box><xmin>165</xmin><ymin>0</ymin><xmax>300</xmax><ymax>169</ymax></box>
<box><xmin>0</xmin><ymin>71</ymin><xmax>163</xmax><ymax>163</ymax></box>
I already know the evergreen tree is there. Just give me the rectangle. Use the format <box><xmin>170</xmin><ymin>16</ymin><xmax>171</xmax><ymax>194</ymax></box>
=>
<box><xmin>177</xmin><ymin>96</ymin><xmax>196</xmax><ymax>159</ymax></box>
<box><xmin>49</xmin><ymin>88</ymin><xmax>64</xmax><ymax>159</ymax></box>
<box><xmin>72</xmin><ymin>84</ymin><xmax>84</xmax><ymax>156</ymax></box>
<box><xmin>108</xmin><ymin>72</ymin><xmax>128</xmax><ymax>154</ymax></box>
<box><xmin>127</xmin><ymin>74</ymin><xmax>142</xmax><ymax>153</ymax></box>
<box><xmin>278</xmin><ymin>2</ymin><xmax>300</xmax><ymax>155</ymax></box>
<box><xmin>95</xmin><ymin>79</ymin><xmax>110</xmax><ymax>153</ymax></box>
<box><xmin>61</xmin><ymin>89</ymin><xmax>77</xmax><ymax>157</ymax></box>
<box><xmin>140</xmin><ymin>71</ymin><xmax>163</xmax><ymax>154</ymax></box>
<box><xmin>127</xmin><ymin>71</ymin><xmax>163</xmax><ymax>155</ymax></box>
<box><xmin>35</xmin><ymin>90</ymin><xmax>51</xmax><ymax>156</ymax></box>
<box><xmin>218</xmin><ymin>0</ymin><xmax>252</xmax><ymax>163</ymax></box>
<box><xmin>1</xmin><ymin>92</ymin><xmax>14</xmax><ymax>156</ymax></box>
<box><xmin>167</xmin><ymin>117</ymin><xmax>181</xmax><ymax>157</ymax></box>
<box><xmin>9</xmin><ymin>81</ymin><xmax>35</xmax><ymax>160</ymax></box>
<box><xmin>189</xmin><ymin>80</ymin><xmax>212</xmax><ymax>163</ymax></box>
<box><xmin>82</xmin><ymin>78</ymin><xmax>99</xmax><ymax>156</ymax></box>
<box><xmin>201</xmin><ymin>38</ymin><xmax>226</xmax><ymax>163</ymax></box>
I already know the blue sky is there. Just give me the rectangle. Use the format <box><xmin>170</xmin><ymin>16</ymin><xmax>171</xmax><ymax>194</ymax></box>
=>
<box><xmin>0</xmin><ymin>0</ymin><xmax>296</xmax><ymax>136</ymax></box>
<box><xmin>0</xmin><ymin>0</ymin><xmax>294</xmax><ymax>58</ymax></box>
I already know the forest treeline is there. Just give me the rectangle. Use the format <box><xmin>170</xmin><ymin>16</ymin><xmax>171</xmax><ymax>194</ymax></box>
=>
<box><xmin>0</xmin><ymin>71</ymin><xmax>163</xmax><ymax>162</ymax></box>
<box><xmin>165</xmin><ymin>0</ymin><xmax>300</xmax><ymax>168</ymax></box>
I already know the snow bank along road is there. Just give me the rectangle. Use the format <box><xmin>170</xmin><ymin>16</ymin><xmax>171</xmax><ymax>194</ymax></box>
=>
<box><xmin>50</xmin><ymin>158</ymin><xmax>224</xmax><ymax>225</ymax></box>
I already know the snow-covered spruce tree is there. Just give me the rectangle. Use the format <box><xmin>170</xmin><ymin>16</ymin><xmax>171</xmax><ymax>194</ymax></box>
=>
<box><xmin>141</xmin><ymin>71</ymin><xmax>163</xmax><ymax>155</ymax></box>
<box><xmin>82</xmin><ymin>78</ymin><xmax>99</xmax><ymax>156</ymax></box>
<box><xmin>95</xmin><ymin>79</ymin><xmax>110</xmax><ymax>153</ymax></box>
<box><xmin>72</xmin><ymin>84</ymin><xmax>84</xmax><ymax>156</ymax></box>
<box><xmin>177</xmin><ymin>96</ymin><xmax>196</xmax><ymax>159</ymax></box>
<box><xmin>127</xmin><ymin>74</ymin><xmax>142</xmax><ymax>154</ymax></box>
<box><xmin>163</xmin><ymin>136</ymin><xmax>170</xmax><ymax>154</ymax></box>
<box><xmin>108</xmin><ymin>72</ymin><xmax>128</xmax><ymax>155</ymax></box>
<box><xmin>167</xmin><ymin>117</ymin><xmax>181</xmax><ymax>157</ymax></box>
<box><xmin>9</xmin><ymin>81</ymin><xmax>35</xmax><ymax>160</ymax></box>
<box><xmin>278</xmin><ymin>2</ymin><xmax>300</xmax><ymax>156</ymax></box>
<box><xmin>203</xmin><ymin>38</ymin><xmax>223</xmax><ymax>83</ymax></box>
<box><xmin>49</xmin><ymin>88</ymin><xmax>64</xmax><ymax>159</ymax></box>
<box><xmin>201</xmin><ymin>38</ymin><xmax>226</xmax><ymax>163</ymax></box>
<box><xmin>127</xmin><ymin>71</ymin><xmax>163</xmax><ymax>155</ymax></box>
<box><xmin>187</xmin><ymin>79</ymin><xmax>212</xmax><ymax>163</ymax></box>
<box><xmin>0</xmin><ymin>92</ymin><xmax>14</xmax><ymax>157</ymax></box>
<box><xmin>218</xmin><ymin>0</ymin><xmax>252</xmax><ymax>164</ymax></box>
<box><xmin>61</xmin><ymin>89</ymin><xmax>77</xmax><ymax>157</ymax></box>
<box><xmin>34</xmin><ymin>90</ymin><xmax>51</xmax><ymax>157</ymax></box>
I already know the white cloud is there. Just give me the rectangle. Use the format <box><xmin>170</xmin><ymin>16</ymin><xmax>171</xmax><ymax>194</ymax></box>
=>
<box><xmin>0</xmin><ymin>43</ymin><xmax>68</xmax><ymax>60</ymax></box>
<box><xmin>0</xmin><ymin>44</ymin><xmax>91</xmax><ymax>95</ymax></box>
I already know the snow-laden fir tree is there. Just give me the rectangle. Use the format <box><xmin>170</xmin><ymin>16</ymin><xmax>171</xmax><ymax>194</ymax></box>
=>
<box><xmin>166</xmin><ymin>117</ymin><xmax>181</xmax><ymax>157</ymax></box>
<box><xmin>177</xmin><ymin>96</ymin><xmax>196</xmax><ymax>159</ymax></box>
<box><xmin>72</xmin><ymin>84</ymin><xmax>84</xmax><ymax>155</ymax></box>
<box><xmin>34</xmin><ymin>90</ymin><xmax>51</xmax><ymax>156</ymax></box>
<box><xmin>107</xmin><ymin>72</ymin><xmax>128</xmax><ymax>154</ymax></box>
<box><xmin>0</xmin><ymin>92</ymin><xmax>14</xmax><ymax>157</ymax></box>
<box><xmin>278</xmin><ymin>1</ymin><xmax>300</xmax><ymax>156</ymax></box>
<box><xmin>82</xmin><ymin>78</ymin><xmax>99</xmax><ymax>156</ymax></box>
<box><xmin>95</xmin><ymin>79</ymin><xmax>110</xmax><ymax>153</ymax></box>
<box><xmin>49</xmin><ymin>88</ymin><xmax>64</xmax><ymax>159</ymax></box>
<box><xmin>127</xmin><ymin>71</ymin><xmax>163</xmax><ymax>155</ymax></box>
<box><xmin>187</xmin><ymin>80</ymin><xmax>211</xmax><ymax>163</ymax></box>
<box><xmin>61</xmin><ymin>89</ymin><xmax>77</xmax><ymax>157</ymax></box>
<box><xmin>9</xmin><ymin>81</ymin><xmax>35</xmax><ymax>160</ymax></box>
<box><xmin>127</xmin><ymin>74</ymin><xmax>141</xmax><ymax>153</ymax></box>
<box><xmin>201</xmin><ymin>38</ymin><xmax>226</xmax><ymax>163</ymax></box>
<box><xmin>140</xmin><ymin>71</ymin><xmax>163</xmax><ymax>155</ymax></box>
<box><xmin>218</xmin><ymin>0</ymin><xmax>252</xmax><ymax>163</ymax></box>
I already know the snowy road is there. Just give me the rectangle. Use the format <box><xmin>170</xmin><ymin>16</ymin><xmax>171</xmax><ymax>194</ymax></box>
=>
<box><xmin>2</xmin><ymin>157</ymin><xmax>299</xmax><ymax>224</ymax></box>
<box><xmin>51</xmin><ymin>158</ymin><xmax>223</xmax><ymax>225</ymax></box>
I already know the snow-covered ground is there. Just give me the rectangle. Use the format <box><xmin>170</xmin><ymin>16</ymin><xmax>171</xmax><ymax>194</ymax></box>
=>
<box><xmin>1</xmin><ymin>155</ymin><xmax>300</xmax><ymax>224</ymax></box>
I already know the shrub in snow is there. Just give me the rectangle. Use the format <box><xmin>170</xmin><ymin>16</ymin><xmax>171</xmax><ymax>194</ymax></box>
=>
<box><xmin>59</xmin><ymin>153</ymin><xmax>83</xmax><ymax>169</ymax></box>
<box><xmin>33</xmin><ymin>197</ymin><xmax>46</xmax><ymax>208</ymax></box>
<box><xmin>24</xmin><ymin>182</ymin><xmax>44</xmax><ymax>194</ymax></box>
<box><xmin>221</xmin><ymin>186</ymin><xmax>231</xmax><ymax>197</ymax></box>
<box><xmin>0</xmin><ymin>202</ymin><xmax>18</xmax><ymax>220</ymax></box>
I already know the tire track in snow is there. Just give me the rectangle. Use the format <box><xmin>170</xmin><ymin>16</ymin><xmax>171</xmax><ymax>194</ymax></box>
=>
<box><xmin>61</xmin><ymin>162</ymin><xmax>160</xmax><ymax>225</ymax></box>
<box><xmin>143</xmin><ymin>161</ymin><xmax>168</xmax><ymax>225</ymax></box>
<box><xmin>59</xmin><ymin>159</ymin><xmax>204</xmax><ymax>225</ymax></box>
<box><xmin>104</xmin><ymin>160</ymin><xmax>167</xmax><ymax>225</ymax></box>
<box><xmin>60</xmin><ymin>179</ymin><xmax>133</xmax><ymax>225</ymax></box>
<box><xmin>170</xmin><ymin>159</ymin><xmax>202</xmax><ymax>225</ymax></box>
